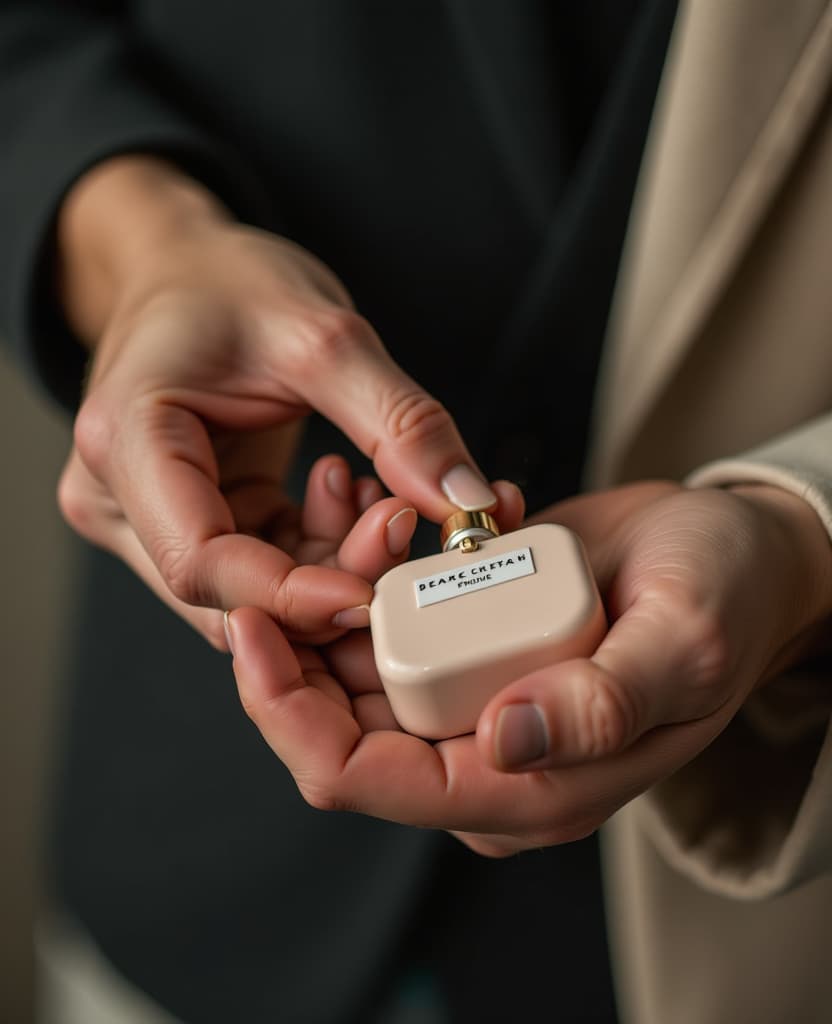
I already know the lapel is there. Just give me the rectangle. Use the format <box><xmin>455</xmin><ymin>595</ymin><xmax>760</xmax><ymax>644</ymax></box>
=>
<box><xmin>586</xmin><ymin>0</ymin><xmax>832</xmax><ymax>486</ymax></box>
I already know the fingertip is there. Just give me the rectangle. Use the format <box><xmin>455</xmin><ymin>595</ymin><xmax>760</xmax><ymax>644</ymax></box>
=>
<box><xmin>228</xmin><ymin>606</ymin><xmax>302</xmax><ymax>716</ymax></box>
<box><xmin>440</xmin><ymin>463</ymin><xmax>498</xmax><ymax>512</ymax></box>
<box><xmin>305</xmin><ymin>453</ymin><xmax>352</xmax><ymax>505</ymax></box>
<box><xmin>385</xmin><ymin>505</ymin><xmax>418</xmax><ymax>556</ymax></box>
<box><xmin>491</xmin><ymin>703</ymin><xmax>551</xmax><ymax>771</ymax></box>
<box><xmin>275</xmin><ymin>564</ymin><xmax>374</xmax><ymax>636</ymax></box>
<box><xmin>476</xmin><ymin>690</ymin><xmax>552</xmax><ymax>773</ymax></box>
<box><xmin>225</xmin><ymin>605</ymin><xmax>275</xmax><ymax>654</ymax></box>
<box><xmin>490</xmin><ymin>480</ymin><xmax>525</xmax><ymax>534</ymax></box>
<box><xmin>302</xmin><ymin>454</ymin><xmax>357</xmax><ymax>544</ymax></box>
<box><xmin>325</xmin><ymin>458</ymin><xmax>353</xmax><ymax>502</ymax></box>
<box><xmin>480</xmin><ymin>657</ymin><xmax>641</xmax><ymax>770</ymax></box>
<box><xmin>336</xmin><ymin>496</ymin><xmax>416</xmax><ymax>582</ymax></box>
<box><xmin>476</xmin><ymin>662</ymin><xmax>568</xmax><ymax>772</ymax></box>
<box><xmin>355</xmin><ymin>476</ymin><xmax>385</xmax><ymax>512</ymax></box>
<box><xmin>332</xmin><ymin>604</ymin><xmax>371</xmax><ymax>629</ymax></box>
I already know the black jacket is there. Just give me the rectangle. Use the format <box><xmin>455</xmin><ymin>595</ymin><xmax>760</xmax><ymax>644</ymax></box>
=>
<box><xmin>0</xmin><ymin>2</ymin><xmax>676</xmax><ymax>1020</ymax></box>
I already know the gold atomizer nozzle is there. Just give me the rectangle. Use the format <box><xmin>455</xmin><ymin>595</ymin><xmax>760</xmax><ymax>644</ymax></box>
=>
<box><xmin>440</xmin><ymin>510</ymin><xmax>500</xmax><ymax>553</ymax></box>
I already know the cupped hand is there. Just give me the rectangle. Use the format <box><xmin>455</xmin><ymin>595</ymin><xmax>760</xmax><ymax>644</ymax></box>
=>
<box><xmin>57</xmin><ymin>158</ymin><xmax>496</xmax><ymax>644</ymax></box>
<box><xmin>229</xmin><ymin>480</ymin><xmax>832</xmax><ymax>855</ymax></box>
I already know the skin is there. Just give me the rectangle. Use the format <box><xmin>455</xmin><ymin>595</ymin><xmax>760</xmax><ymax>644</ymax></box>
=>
<box><xmin>58</xmin><ymin>155</ymin><xmax>832</xmax><ymax>852</ymax></box>
<box><xmin>228</xmin><ymin>480</ymin><xmax>832</xmax><ymax>856</ymax></box>
<box><xmin>57</xmin><ymin>155</ymin><xmax>498</xmax><ymax>648</ymax></box>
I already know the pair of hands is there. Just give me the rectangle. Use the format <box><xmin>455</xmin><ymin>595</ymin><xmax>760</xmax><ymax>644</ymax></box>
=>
<box><xmin>228</xmin><ymin>478</ymin><xmax>832</xmax><ymax>856</ymax></box>
<box><xmin>58</xmin><ymin>157</ymin><xmax>832</xmax><ymax>856</ymax></box>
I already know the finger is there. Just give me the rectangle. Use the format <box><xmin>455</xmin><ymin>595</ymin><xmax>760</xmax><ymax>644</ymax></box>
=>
<box><xmin>80</xmin><ymin>400</ymin><xmax>371</xmax><ymax>631</ymax></box>
<box><xmin>228</xmin><ymin>609</ymin><xmax>732</xmax><ymax>838</ymax></box>
<box><xmin>355</xmin><ymin>476</ymin><xmax>386</xmax><ymax>513</ymax></box>
<box><xmin>228</xmin><ymin>608</ymin><xmax>520</xmax><ymax>829</ymax></box>
<box><xmin>60</xmin><ymin>448</ymin><xmax>232</xmax><ymax>648</ymax></box>
<box><xmin>479</xmin><ymin>588</ymin><xmax>739</xmax><ymax>772</ymax></box>
<box><xmin>353</xmin><ymin>693</ymin><xmax>401</xmax><ymax>733</ymax></box>
<box><xmin>58</xmin><ymin>446</ymin><xmax>125</xmax><ymax>540</ymax></box>
<box><xmin>327</xmin><ymin>483</ymin><xmax>517</xmax><ymax>680</ymax></box>
<box><xmin>300</xmin><ymin>455</ymin><xmax>357</xmax><ymax>546</ymax></box>
<box><xmin>293</xmin><ymin>644</ymin><xmax>354</xmax><ymax>700</ymax></box>
<box><xmin>324</xmin><ymin>630</ymin><xmax>384</xmax><ymax>695</ymax></box>
<box><xmin>223</xmin><ymin>477</ymin><xmax>293</xmax><ymax>537</ymax></box>
<box><xmin>286</xmin><ymin>314</ymin><xmax>497</xmax><ymax>520</ymax></box>
<box><xmin>214</xmin><ymin>421</ymin><xmax>303</xmax><ymax>537</ymax></box>
<box><xmin>113</xmin><ymin>510</ymin><xmax>370</xmax><ymax>650</ymax></box>
<box><xmin>489</xmin><ymin>480</ymin><xmax>525</xmax><ymax>534</ymax></box>
<box><xmin>115</xmin><ymin>533</ymin><xmax>233</xmax><ymax>650</ymax></box>
<box><xmin>336</xmin><ymin>497</ymin><xmax>417</xmax><ymax>582</ymax></box>
<box><xmin>99</xmin><ymin>517</ymin><xmax>236</xmax><ymax>649</ymax></box>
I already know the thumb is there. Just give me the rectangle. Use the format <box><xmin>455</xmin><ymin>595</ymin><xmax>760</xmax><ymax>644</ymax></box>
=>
<box><xmin>289</xmin><ymin>310</ymin><xmax>496</xmax><ymax>520</ymax></box>
<box><xmin>478</xmin><ymin>589</ymin><xmax>736</xmax><ymax>771</ymax></box>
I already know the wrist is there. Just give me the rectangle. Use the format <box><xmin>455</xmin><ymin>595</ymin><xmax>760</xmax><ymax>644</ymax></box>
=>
<box><xmin>57</xmin><ymin>154</ymin><xmax>232</xmax><ymax>346</ymax></box>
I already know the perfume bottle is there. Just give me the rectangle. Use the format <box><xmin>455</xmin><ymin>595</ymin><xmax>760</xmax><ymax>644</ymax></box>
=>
<box><xmin>370</xmin><ymin>510</ymin><xmax>607</xmax><ymax>739</ymax></box>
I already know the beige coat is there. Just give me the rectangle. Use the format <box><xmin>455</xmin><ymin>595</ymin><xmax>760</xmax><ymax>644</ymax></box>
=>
<box><xmin>591</xmin><ymin>2</ymin><xmax>832</xmax><ymax>1021</ymax></box>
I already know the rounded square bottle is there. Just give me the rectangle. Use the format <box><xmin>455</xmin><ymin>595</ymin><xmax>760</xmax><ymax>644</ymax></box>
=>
<box><xmin>370</xmin><ymin>511</ymin><xmax>606</xmax><ymax>739</ymax></box>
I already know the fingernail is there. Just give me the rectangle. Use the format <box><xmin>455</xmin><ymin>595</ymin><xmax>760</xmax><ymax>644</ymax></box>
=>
<box><xmin>495</xmin><ymin>704</ymin><xmax>549</xmax><ymax>769</ymax></box>
<box><xmin>326</xmin><ymin>462</ymin><xmax>352</xmax><ymax>501</ymax></box>
<box><xmin>357</xmin><ymin>478</ymin><xmax>384</xmax><ymax>513</ymax></box>
<box><xmin>386</xmin><ymin>507</ymin><xmax>417</xmax><ymax>556</ymax></box>
<box><xmin>223</xmin><ymin>610</ymin><xmax>235</xmax><ymax>655</ymax></box>
<box><xmin>441</xmin><ymin>464</ymin><xmax>497</xmax><ymax>511</ymax></box>
<box><xmin>332</xmin><ymin>604</ymin><xmax>371</xmax><ymax>629</ymax></box>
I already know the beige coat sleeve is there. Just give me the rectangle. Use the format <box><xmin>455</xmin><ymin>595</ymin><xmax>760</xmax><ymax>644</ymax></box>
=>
<box><xmin>632</xmin><ymin>412</ymin><xmax>832</xmax><ymax>899</ymax></box>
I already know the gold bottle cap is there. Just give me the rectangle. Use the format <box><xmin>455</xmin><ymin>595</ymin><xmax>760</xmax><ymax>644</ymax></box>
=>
<box><xmin>440</xmin><ymin>510</ymin><xmax>500</xmax><ymax>552</ymax></box>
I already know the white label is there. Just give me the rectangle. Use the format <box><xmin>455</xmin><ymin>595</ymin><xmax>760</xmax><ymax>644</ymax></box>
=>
<box><xmin>414</xmin><ymin>546</ymin><xmax>536</xmax><ymax>608</ymax></box>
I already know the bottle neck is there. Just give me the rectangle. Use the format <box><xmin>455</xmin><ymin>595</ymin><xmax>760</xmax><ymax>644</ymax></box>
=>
<box><xmin>440</xmin><ymin>510</ymin><xmax>499</xmax><ymax>553</ymax></box>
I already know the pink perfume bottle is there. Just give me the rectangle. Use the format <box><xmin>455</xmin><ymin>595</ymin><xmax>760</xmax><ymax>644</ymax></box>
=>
<box><xmin>370</xmin><ymin>511</ymin><xmax>606</xmax><ymax>739</ymax></box>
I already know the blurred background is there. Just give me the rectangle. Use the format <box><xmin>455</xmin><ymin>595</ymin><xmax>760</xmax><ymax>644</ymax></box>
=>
<box><xmin>0</xmin><ymin>348</ymin><xmax>75</xmax><ymax>1023</ymax></box>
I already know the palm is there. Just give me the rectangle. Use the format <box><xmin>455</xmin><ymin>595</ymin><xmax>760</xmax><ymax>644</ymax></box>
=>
<box><xmin>233</xmin><ymin>479</ymin><xmax>830</xmax><ymax>856</ymax></box>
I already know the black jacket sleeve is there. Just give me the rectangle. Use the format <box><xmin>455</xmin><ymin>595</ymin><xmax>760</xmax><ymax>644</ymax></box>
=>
<box><xmin>0</xmin><ymin>1</ymin><xmax>272</xmax><ymax>411</ymax></box>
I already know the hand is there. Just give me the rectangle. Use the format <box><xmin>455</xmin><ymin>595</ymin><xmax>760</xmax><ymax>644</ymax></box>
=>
<box><xmin>229</xmin><ymin>476</ymin><xmax>524</xmax><ymax>726</ymax></box>
<box><xmin>56</xmin><ymin>157</ymin><xmax>496</xmax><ymax>645</ymax></box>
<box><xmin>228</xmin><ymin>480</ymin><xmax>832</xmax><ymax>855</ymax></box>
<box><xmin>225</xmin><ymin>451</ymin><xmax>422</xmax><ymax>640</ymax></box>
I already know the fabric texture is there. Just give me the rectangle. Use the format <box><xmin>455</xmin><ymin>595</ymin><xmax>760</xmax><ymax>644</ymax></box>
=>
<box><xmin>0</xmin><ymin>2</ymin><xmax>675</xmax><ymax>1022</ymax></box>
<box><xmin>3</xmin><ymin>0</ymin><xmax>832</xmax><ymax>1022</ymax></box>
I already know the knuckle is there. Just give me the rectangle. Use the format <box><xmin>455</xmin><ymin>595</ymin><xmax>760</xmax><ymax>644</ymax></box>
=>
<box><xmin>577</xmin><ymin>667</ymin><xmax>640</xmax><ymax>757</ymax></box>
<box><xmin>155</xmin><ymin>541</ymin><xmax>204</xmax><ymax>605</ymax></box>
<box><xmin>73</xmin><ymin>397</ymin><xmax>114</xmax><ymax>476</ymax></box>
<box><xmin>237</xmin><ymin>690</ymin><xmax>285</xmax><ymax>732</ymax></box>
<box><xmin>683</xmin><ymin>603</ymin><xmax>732</xmax><ymax>692</ymax></box>
<box><xmin>642</xmin><ymin>581</ymin><xmax>733</xmax><ymax>700</ymax></box>
<box><xmin>294</xmin><ymin>308</ymin><xmax>369</xmax><ymax>370</ymax></box>
<box><xmin>270</xmin><ymin>570</ymin><xmax>300</xmax><ymax>627</ymax></box>
<box><xmin>650</xmin><ymin>582</ymin><xmax>732</xmax><ymax>687</ymax></box>
<box><xmin>383</xmin><ymin>388</ymin><xmax>454</xmax><ymax>448</ymax></box>
<box><xmin>237</xmin><ymin>692</ymin><xmax>259</xmax><ymax>722</ymax></box>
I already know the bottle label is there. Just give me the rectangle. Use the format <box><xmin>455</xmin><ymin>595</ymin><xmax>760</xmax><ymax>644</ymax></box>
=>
<box><xmin>414</xmin><ymin>546</ymin><xmax>536</xmax><ymax>607</ymax></box>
